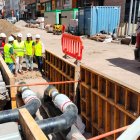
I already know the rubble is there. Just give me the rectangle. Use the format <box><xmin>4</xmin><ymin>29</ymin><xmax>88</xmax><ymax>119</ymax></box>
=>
<box><xmin>25</xmin><ymin>23</ymin><xmax>40</xmax><ymax>28</ymax></box>
<box><xmin>0</xmin><ymin>19</ymin><xmax>20</xmax><ymax>37</ymax></box>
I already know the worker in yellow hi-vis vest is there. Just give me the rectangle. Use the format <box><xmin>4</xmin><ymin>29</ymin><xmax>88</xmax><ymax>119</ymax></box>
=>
<box><xmin>24</xmin><ymin>33</ymin><xmax>35</xmax><ymax>71</ymax></box>
<box><xmin>34</xmin><ymin>34</ymin><xmax>45</xmax><ymax>73</ymax></box>
<box><xmin>13</xmin><ymin>33</ymin><xmax>25</xmax><ymax>77</ymax></box>
<box><xmin>4</xmin><ymin>36</ymin><xmax>15</xmax><ymax>73</ymax></box>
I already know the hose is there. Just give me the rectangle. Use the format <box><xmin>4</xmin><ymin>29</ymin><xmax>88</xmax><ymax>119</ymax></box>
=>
<box><xmin>37</xmin><ymin>85</ymin><xmax>78</xmax><ymax>135</ymax></box>
<box><xmin>0</xmin><ymin>82</ymin><xmax>41</xmax><ymax>123</ymax></box>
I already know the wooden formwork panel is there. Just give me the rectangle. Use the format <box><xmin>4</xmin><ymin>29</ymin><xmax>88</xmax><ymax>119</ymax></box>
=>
<box><xmin>0</xmin><ymin>56</ymin><xmax>16</xmax><ymax>109</ymax></box>
<box><xmin>80</xmin><ymin>65</ymin><xmax>140</xmax><ymax>139</ymax></box>
<box><xmin>45</xmin><ymin>50</ymin><xmax>79</xmax><ymax>102</ymax></box>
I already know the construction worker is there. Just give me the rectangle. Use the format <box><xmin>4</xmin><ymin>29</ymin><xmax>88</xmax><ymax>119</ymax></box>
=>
<box><xmin>13</xmin><ymin>33</ymin><xmax>25</xmax><ymax>76</ymax></box>
<box><xmin>4</xmin><ymin>36</ymin><xmax>15</xmax><ymax>73</ymax></box>
<box><xmin>0</xmin><ymin>33</ymin><xmax>7</xmax><ymax>55</ymax></box>
<box><xmin>24</xmin><ymin>33</ymin><xmax>34</xmax><ymax>71</ymax></box>
<box><xmin>34</xmin><ymin>34</ymin><xmax>44</xmax><ymax>73</ymax></box>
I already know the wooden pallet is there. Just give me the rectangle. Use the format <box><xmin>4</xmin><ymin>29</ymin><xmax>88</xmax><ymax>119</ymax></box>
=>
<box><xmin>80</xmin><ymin>64</ymin><xmax>140</xmax><ymax>140</ymax></box>
<box><xmin>0</xmin><ymin>56</ymin><xmax>16</xmax><ymax>109</ymax></box>
<box><xmin>45</xmin><ymin>50</ymin><xmax>79</xmax><ymax>102</ymax></box>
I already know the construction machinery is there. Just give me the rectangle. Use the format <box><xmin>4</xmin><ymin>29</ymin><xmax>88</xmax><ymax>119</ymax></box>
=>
<box><xmin>53</xmin><ymin>24</ymin><xmax>65</xmax><ymax>35</ymax></box>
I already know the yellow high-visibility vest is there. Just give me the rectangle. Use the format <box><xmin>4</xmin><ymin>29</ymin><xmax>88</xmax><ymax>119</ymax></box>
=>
<box><xmin>13</xmin><ymin>40</ymin><xmax>25</xmax><ymax>57</ymax></box>
<box><xmin>34</xmin><ymin>41</ymin><xmax>42</xmax><ymax>56</ymax></box>
<box><xmin>4</xmin><ymin>43</ymin><xmax>13</xmax><ymax>63</ymax></box>
<box><xmin>24</xmin><ymin>40</ymin><xmax>33</xmax><ymax>56</ymax></box>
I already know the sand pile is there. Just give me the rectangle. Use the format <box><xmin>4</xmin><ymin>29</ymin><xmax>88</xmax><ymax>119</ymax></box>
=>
<box><xmin>0</xmin><ymin>19</ymin><xmax>20</xmax><ymax>37</ymax></box>
<box><xmin>15</xmin><ymin>20</ymin><xmax>27</xmax><ymax>27</ymax></box>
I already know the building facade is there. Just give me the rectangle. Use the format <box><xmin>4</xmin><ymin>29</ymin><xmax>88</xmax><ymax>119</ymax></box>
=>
<box><xmin>104</xmin><ymin>0</ymin><xmax>139</xmax><ymax>23</ymax></box>
<box><xmin>0</xmin><ymin>0</ymin><xmax>5</xmax><ymax>17</ymax></box>
<box><xmin>4</xmin><ymin>0</ymin><xmax>11</xmax><ymax>17</ymax></box>
<box><xmin>5</xmin><ymin>0</ymin><xmax>20</xmax><ymax>17</ymax></box>
<box><xmin>77</xmin><ymin>0</ymin><xmax>104</xmax><ymax>7</ymax></box>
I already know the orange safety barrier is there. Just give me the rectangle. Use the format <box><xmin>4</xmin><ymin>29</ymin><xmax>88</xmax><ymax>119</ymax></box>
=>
<box><xmin>88</xmin><ymin>126</ymin><xmax>129</xmax><ymax>140</ymax></box>
<box><xmin>5</xmin><ymin>80</ymin><xmax>79</xmax><ymax>88</ymax></box>
<box><xmin>61</xmin><ymin>33</ymin><xmax>84</xmax><ymax>62</ymax></box>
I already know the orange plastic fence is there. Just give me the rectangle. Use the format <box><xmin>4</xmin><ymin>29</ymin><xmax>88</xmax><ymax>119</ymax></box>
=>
<box><xmin>88</xmin><ymin>126</ymin><xmax>129</xmax><ymax>140</ymax></box>
<box><xmin>61</xmin><ymin>33</ymin><xmax>84</xmax><ymax>61</ymax></box>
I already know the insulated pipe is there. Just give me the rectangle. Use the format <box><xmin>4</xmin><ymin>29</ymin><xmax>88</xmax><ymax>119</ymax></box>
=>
<box><xmin>0</xmin><ymin>72</ymin><xmax>9</xmax><ymax>101</ymax></box>
<box><xmin>117</xmin><ymin>116</ymin><xmax>140</xmax><ymax>140</ymax></box>
<box><xmin>37</xmin><ymin>86</ymin><xmax>78</xmax><ymax>135</ymax></box>
<box><xmin>0</xmin><ymin>82</ymin><xmax>41</xmax><ymax>123</ymax></box>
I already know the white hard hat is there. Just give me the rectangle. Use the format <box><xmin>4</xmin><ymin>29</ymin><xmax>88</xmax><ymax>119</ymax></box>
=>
<box><xmin>8</xmin><ymin>36</ymin><xmax>14</xmax><ymax>42</ymax></box>
<box><xmin>27</xmin><ymin>33</ymin><xmax>32</xmax><ymax>38</ymax></box>
<box><xmin>17</xmin><ymin>33</ymin><xmax>22</xmax><ymax>38</ymax></box>
<box><xmin>35</xmin><ymin>34</ymin><xmax>40</xmax><ymax>39</ymax></box>
<box><xmin>1</xmin><ymin>33</ymin><xmax>7</xmax><ymax>38</ymax></box>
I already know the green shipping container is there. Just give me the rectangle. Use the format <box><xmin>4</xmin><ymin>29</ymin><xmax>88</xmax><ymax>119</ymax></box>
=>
<box><xmin>44</xmin><ymin>10</ymin><xmax>61</xmax><ymax>25</ymax></box>
<box><xmin>61</xmin><ymin>8</ymin><xmax>78</xmax><ymax>30</ymax></box>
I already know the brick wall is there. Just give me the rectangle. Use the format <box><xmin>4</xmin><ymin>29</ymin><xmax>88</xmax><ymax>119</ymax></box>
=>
<box><xmin>104</xmin><ymin>0</ymin><xmax>126</xmax><ymax>23</ymax></box>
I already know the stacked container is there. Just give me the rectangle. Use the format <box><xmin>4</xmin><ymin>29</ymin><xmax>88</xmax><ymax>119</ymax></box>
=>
<box><xmin>44</xmin><ymin>10</ymin><xmax>61</xmax><ymax>25</ymax></box>
<box><xmin>61</xmin><ymin>8</ymin><xmax>78</xmax><ymax>31</ymax></box>
<box><xmin>78</xmin><ymin>6</ymin><xmax>121</xmax><ymax>36</ymax></box>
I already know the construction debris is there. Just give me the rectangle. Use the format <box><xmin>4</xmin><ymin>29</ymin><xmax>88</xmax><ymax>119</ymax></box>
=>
<box><xmin>121</xmin><ymin>36</ymin><xmax>131</xmax><ymax>45</ymax></box>
<box><xmin>89</xmin><ymin>34</ymin><xmax>109</xmax><ymax>42</ymax></box>
<box><xmin>15</xmin><ymin>20</ymin><xmax>27</xmax><ymax>27</ymax></box>
<box><xmin>0</xmin><ymin>19</ymin><xmax>19</xmax><ymax>37</ymax></box>
<box><xmin>25</xmin><ymin>23</ymin><xmax>40</xmax><ymax>28</ymax></box>
<box><xmin>45</xmin><ymin>24</ymin><xmax>53</xmax><ymax>33</ymax></box>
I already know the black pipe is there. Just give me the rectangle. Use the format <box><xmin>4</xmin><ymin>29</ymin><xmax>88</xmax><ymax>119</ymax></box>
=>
<box><xmin>0</xmin><ymin>84</ymin><xmax>41</xmax><ymax>124</ymax></box>
<box><xmin>0</xmin><ymin>99</ymin><xmax>41</xmax><ymax>123</ymax></box>
<box><xmin>37</xmin><ymin>104</ymin><xmax>77</xmax><ymax>135</ymax></box>
<box><xmin>37</xmin><ymin>85</ymin><xmax>78</xmax><ymax>135</ymax></box>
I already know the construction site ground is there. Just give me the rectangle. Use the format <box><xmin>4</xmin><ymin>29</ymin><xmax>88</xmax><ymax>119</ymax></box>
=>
<box><xmin>14</xmin><ymin>21</ymin><xmax>140</xmax><ymax>93</ymax></box>
<box><xmin>0</xmin><ymin>20</ymin><xmax>138</xmax><ymax>139</ymax></box>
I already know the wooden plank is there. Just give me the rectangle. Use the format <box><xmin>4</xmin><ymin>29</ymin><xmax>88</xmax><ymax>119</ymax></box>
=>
<box><xmin>138</xmin><ymin>96</ymin><xmax>140</xmax><ymax>115</ymax></box>
<box><xmin>105</xmin><ymin>102</ymin><xmax>111</xmax><ymax>132</ymax></box>
<box><xmin>114</xmin><ymin>108</ymin><xmax>119</xmax><ymax>140</ymax></box>
<box><xmin>98</xmin><ymin>97</ymin><xmax>103</xmax><ymax>129</ymax></box>
<box><xmin>91</xmin><ymin>92</ymin><xmax>96</xmax><ymax>124</ymax></box>
<box><xmin>98</xmin><ymin>76</ymin><xmax>101</xmax><ymax>93</ymax></box>
<box><xmin>125</xmin><ymin>90</ymin><xmax>129</xmax><ymax>110</ymax></box>
<box><xmin>19</xmin><ymin>108</ymin><xmax>48</xmax><ymax>140</ymax></box>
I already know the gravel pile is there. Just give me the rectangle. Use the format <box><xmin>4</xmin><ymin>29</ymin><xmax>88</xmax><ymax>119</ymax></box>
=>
<box><xmin>15</xmin><ymin>20</ymin><xmax>27</xmax><ymax>27</ymax></box>
<box><xmin>0</xmin><ymin>19</ymin><xmax>20</xmax><ymax>37</ymax></box>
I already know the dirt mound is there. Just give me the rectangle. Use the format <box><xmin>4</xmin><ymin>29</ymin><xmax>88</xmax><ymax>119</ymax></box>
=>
<box><xmin>0</xmin><ymin>19</ymin><xmax>20</xmax><ymax>37</ymax></box>
<box><xmin>15</xmin><ymin>20</ymin><xmax>27</xmax><ymax>27</ymax></box>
